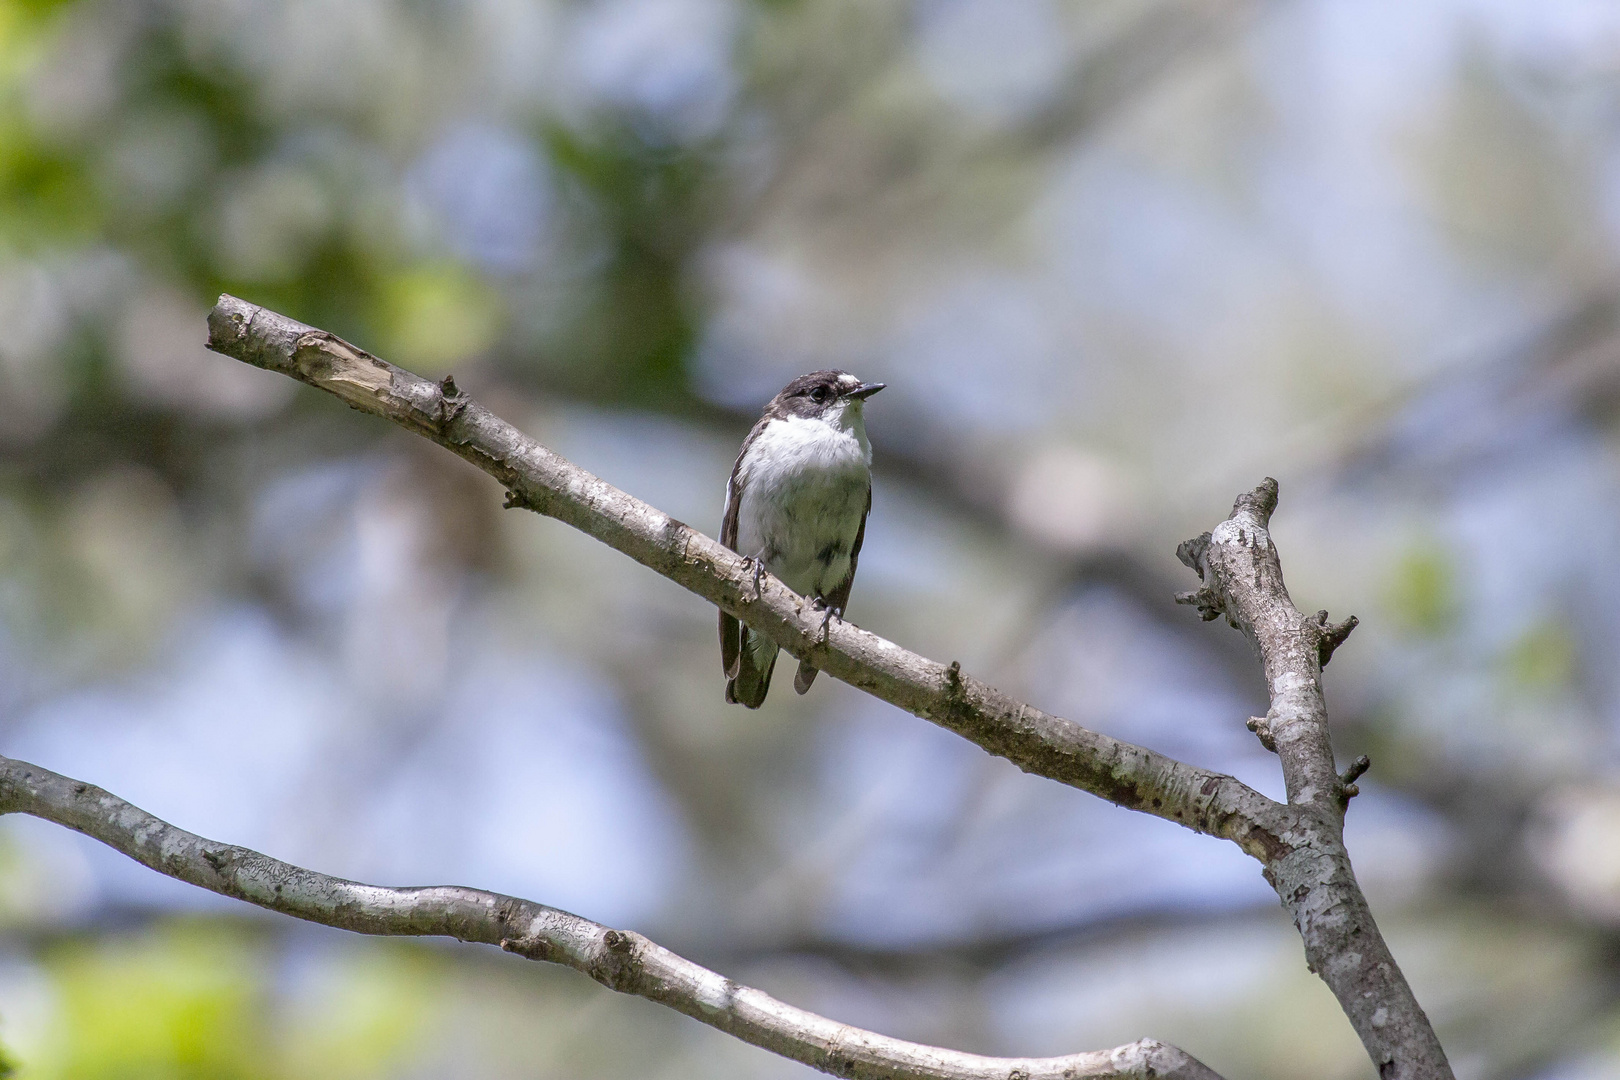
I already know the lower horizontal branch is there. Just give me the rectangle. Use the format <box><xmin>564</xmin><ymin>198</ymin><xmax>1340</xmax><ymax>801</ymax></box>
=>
<box><xmin>0</xmin><ymin>755</ymin><xmax>1225</xmax><ymax>1080</ymax></box>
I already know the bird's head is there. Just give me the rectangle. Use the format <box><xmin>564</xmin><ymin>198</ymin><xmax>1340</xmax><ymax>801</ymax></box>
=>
<box><xmin>770</xmin><ymin>370</ymin><xmax>885</xmax><ymax>430</ymax></box>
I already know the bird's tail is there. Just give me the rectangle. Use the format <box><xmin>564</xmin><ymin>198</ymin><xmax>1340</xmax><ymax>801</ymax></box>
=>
<box><xmin>725</xmin><ymin>629</ymin><xmax>778</xmax><ymax>708</ymax></box>
<box><xmin>794</xmin><ymin>661</ymin><xmax>819</xmax><ymax>694</ymax></box>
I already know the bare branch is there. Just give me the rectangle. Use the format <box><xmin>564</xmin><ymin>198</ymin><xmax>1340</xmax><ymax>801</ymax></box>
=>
<box><xmin>1177</xmin><ymin>480</ymin><xmax>1453</xmax><ymax>1080</ymax></box>
<box><xmin>0</xmin><ymin>755</ymin><xmax>1226</xmax><ymax>1080</ymax></box>
<box><xmin>204</xmin><ymin>294</ymin><xmax>1291</xmax><ymax>861</ymax></box>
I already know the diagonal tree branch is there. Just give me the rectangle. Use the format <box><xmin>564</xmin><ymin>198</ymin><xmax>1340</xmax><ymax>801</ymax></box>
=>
<box><xmin>1177</xmin><ymin>480</ymin><xmax>1453</xmax><ymax>1080</ymax></box>
<box><xmin>203</xmin><ymin>296</ymin><xmax>1452</xmax><ymax>1079</ymax></box>
<box><xmin>0</xmin><ymin>755</ymin><xmax>1225</xmax><ymax>1080</ymax></box>
<box><xmin>204</xmin><ymin>294</ymin><xmax>1290</xmax><ymax>859</ymax></box>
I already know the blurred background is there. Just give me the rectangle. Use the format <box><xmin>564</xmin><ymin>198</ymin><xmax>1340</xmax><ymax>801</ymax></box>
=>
<box><xmin>1</xmin><ymin>0</ymin><xmax>1619</xmax><ymax>1076</ymax></box>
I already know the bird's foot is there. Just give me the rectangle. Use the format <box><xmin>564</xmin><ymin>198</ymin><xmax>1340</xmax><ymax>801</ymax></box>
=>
<box><xmin>811</xmin><ymin>597</ymin><xmax>842</xmax><ymax>641</ymax></box>
<box><xmin>742</xmin><ymin>554</ymin><xmax>766</xmax><ymax>600</ymax></box>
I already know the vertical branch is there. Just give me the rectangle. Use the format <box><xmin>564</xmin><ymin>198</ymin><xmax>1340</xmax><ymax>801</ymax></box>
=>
<box><xmin>1176</xmin><ymin>480</ymin><xmax>1349</xmax><ymax>812</ymax></box>
<box><xmin>1177</xmin><ymin>479</ymin><xmax>1452</xmax><ymax>1080</ymax></box>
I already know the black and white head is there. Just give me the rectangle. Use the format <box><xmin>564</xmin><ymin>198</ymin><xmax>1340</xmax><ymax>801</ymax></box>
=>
<box><xmin>764</xmin><ymin>370</ymin><xmax>885</xmax><ymax>428</ymax></box>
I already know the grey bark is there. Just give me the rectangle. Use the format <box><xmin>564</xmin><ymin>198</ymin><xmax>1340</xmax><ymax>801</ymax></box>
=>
<box><xmin>197</xmin><ymin>296</ymin><xmax>1450</xmax><ymax>1077</ymax></box>
<box><xmin>1177</xmin><ymin>481</ymin><xmax>1452</xmax><ymax>1080</ymax></box>
<box><xmin>0</xmin><ymin>755</ymin><xmax>1222</xmax><ymax>1080</ymax></box>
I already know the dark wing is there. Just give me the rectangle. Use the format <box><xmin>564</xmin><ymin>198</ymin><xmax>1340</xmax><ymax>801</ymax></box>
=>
<box><xmin>794</xmin><ymin>482</ymin><xmax>870</xmax><ymax>695</ymax></box>
<box><xmin>825</xmin><ymin>482</ymin><xmax>870</xmax><ymax>615</ymax></box>
<box><xmin>718</xmin><ymin>444</ymin><xmax>747</xmax><ymax>679</ymax></box>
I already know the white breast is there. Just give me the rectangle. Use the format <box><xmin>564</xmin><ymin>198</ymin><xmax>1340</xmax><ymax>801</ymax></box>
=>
<box><xmin>735</xmin><ymin>413</ymin><xmax>871</xmax><ymax>600</ymax></box>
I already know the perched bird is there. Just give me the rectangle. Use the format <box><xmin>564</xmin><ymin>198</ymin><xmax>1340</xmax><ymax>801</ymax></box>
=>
<box><xmin>719</xmin><ymin>370</ymin><xmax>885</xmax><ymax>707</ymax></box>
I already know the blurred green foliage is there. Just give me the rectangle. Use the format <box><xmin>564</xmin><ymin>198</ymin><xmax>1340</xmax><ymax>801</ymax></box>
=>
<box><xmin>374</xmin><ymin>261</ymin><xmax>504</xmax><ymax>374</ymax></box>
<box><xmin>276</xmin><ymin>945</ymin><xmax>439</xmax><ymax>1080</ymax></box>
<box><xmin>536</xmin><ymin>122</ymin><xmax>716</xmax><ymax>408</ymax></box>
<box><xmin>1385</xmin><ymin>542</ymin><xmax>1458</xmax><ymax>637</ymax></box>
<box><xmin>0</xmin><ymin>5</ymin><xmax>97</xmax><ymax>249</ymax></box>
<box><xmin>37</xmin><ymin>922</ymin><xmax>271</xmax><ymax>1080</ymax></box>
<box><xmin>0</xmin><ymin>0</ymin><xmax>722</xmax><ymax>442</ymax></box>
<box><xmin>12</xmin><ymin>922</ymin><xmax>440</xmax><ymax>1080</ymax></box>
<box><xmin>1504</xmin><ymin>619</ymin><xmax>1577</xmax><ymax>694</ymax></box>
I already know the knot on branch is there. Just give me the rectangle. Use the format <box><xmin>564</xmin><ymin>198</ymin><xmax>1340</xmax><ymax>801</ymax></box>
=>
<box><xmin>1175</xmin><ymin>533</ymin><xmax>1228</xmax><ymax>621</ymax></box>
<box><xmin>1338</xmin><ymin>754</ymin><xmax>1370</xmax><ymax>801</ymax></box>
<box><xmin>502</xmin><ymin>489</ymin><xmax>529</xmax><ymax>510</ymax></box>
<box><xmin>1246</xmin><ymin>715</ymin><xmax>1277</xmax><ymax>752</ymax></box>
<box><xmin>945</xmin><ymin>660</ymin><xmax>963</xmax><ymax>694</ymax></box>
<box><xmin>1176</xmin><ymin>532</ymin><xmax>1210</xmax><ymax>577</ymax></box>
<box><xmin>1315</xmin><ymin>610</ymin><xmax>1359</xmax><ymax>668</ymax></box>
<box><xmin>598</xmin><ymin>928</ymin><xmax>643</xmax><ymax>993</ymax></box>
<box><xmin>1175</xmin><ymin>585</ymin><xmax>1224</xmax><ymax>621</ymax></box>
<box><xmin>436</xmin><ymin>374</ymin><xmax>468</xmax><ymax>428</ymax></box>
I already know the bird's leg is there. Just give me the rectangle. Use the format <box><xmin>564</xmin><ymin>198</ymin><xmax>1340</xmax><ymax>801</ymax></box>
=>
<box><xmin>811</xmin><ymin>596</ymin><xmax>840</xmax><ymax>640</ymax></box>
<box><xmin>743</xmin><ymin>549</ymin><xmax>767</xmax><ymax>600</ymax></box>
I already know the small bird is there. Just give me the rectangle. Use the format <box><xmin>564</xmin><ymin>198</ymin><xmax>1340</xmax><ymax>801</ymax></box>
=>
<box><xmin>719</xmin><ymin>370</ymin><xmax>885</xmax><ymax>707</ymax></box>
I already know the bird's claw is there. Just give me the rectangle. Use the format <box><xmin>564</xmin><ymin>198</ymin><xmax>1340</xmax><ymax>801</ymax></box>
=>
<box><xmin>811</xmin><ymin>597</ymin><xmax>841</xmax><ymax>641</ymax></box>
<box><xmin>742</xmin><ymin>555</ymin><xmax>765</xmax><ymax>600</ymax></box>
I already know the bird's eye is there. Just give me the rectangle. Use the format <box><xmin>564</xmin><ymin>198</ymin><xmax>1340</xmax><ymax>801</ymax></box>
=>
<box><xmin>810</xmin><ymin>387</ymin><xmax>829</xmax><ymax>404</ymax></box>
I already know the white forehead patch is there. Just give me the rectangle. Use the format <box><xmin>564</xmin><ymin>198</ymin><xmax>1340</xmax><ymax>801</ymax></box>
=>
<box><xmin>837</xmin><ymin>373</ymin><xmax>861</xmax><ymax>391</ymax></box>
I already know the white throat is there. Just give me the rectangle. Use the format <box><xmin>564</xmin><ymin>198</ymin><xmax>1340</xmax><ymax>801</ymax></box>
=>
<box><xmin>823</xmin><ymin>398</ymin><xmax>868</xmax><ymax>440</ymax></box>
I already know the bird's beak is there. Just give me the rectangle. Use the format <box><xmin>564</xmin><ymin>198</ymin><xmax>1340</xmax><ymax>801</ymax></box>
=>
<box><xmin>848</xmin><ymin>382</ymin><xmax>886</xmax><ymax>400</ymax></box>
